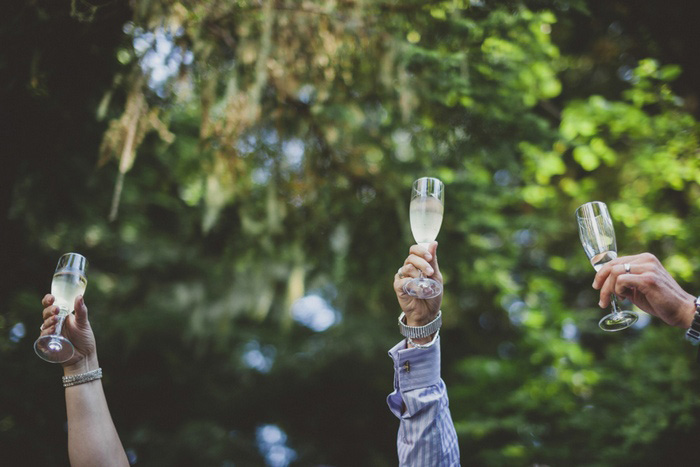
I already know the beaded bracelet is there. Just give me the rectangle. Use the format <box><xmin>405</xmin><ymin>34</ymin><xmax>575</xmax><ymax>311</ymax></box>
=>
<box><xmin>62</xmin><ymin>368</ymin><xmax>102</xmax><ymax>388</ymax></box>
<box><xmin>407</xmin><ymin>330</ymin><xmax>440</xmax><ymax>349</ymax></box>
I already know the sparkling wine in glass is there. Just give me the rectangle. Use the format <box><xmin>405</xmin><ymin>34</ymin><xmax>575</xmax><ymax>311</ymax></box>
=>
<box><xmin>403</xmin><ymin>177</ymin><xmax>444</xmax><ymax>299</ymax></box>
<box><xmin>575</xmin><ymin>201</ymin><xmax>638</xmax><ymax>331</ymax></box>
<box><xmin>34</xmin><ymin>253</ymin><xmax>88</xmax><ymax>363</ymax></box>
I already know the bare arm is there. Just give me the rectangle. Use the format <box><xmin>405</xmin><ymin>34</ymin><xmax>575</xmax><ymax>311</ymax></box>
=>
<box><xmin>40</xmin><ymin>295</ymin><xmax>129</xmax><ymax>467</ymax></box>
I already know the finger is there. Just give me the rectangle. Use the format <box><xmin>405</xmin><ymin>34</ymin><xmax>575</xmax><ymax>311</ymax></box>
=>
<box><xmin>74</xmin><ymin>296</ymin><xmax>88</xmax><ymax>325</ymax></box>
<box><xmin>397</xmin><ymin>263</ymin><xmax>420</xmax><ymax>279</ymax></box>
<box><xmin>599</xmin><ymin>261</ymin><xmax>656</xmax><ymax>307</ymax></box>
<box><xmin>41</xmin><ymin>294</ymin><xmax>55</xmax><ymax>307</ymax></box>
<box><xmin>409</xmin><ymin>244</ymin><xmax>433</xmax><ymax>262</ymax></box>
<box><xmin>600</xmin><ymin>257</ymin><xmax>656</xmax><ymax>308</ymax></box>
<box><xmin>598</xmin><ymin>263</ymin><xmax>627</xmax><ymax>307</ymax></box>
<box><xmin>427</xmin><ymin>242</ymin><xmax>441</xmax><ymax>280</ymax></box>
<box><xmin>42</xmin><ymin>305</ymin><xmax>59</xmax><ymax>321</ymax></box>
<box><xmin>410</xmin><ymin>241</ymin><xmax>442</xmax><ymax>283</ymax></box>
<box><xmin>40</xmin><ymin>323</ymin><xmax>56</xmax><ymax>336</ymax></box>
<box><xmin>613</xmin><ymin>273</ymin><xmax>651</xmax><ymax>300</ymax></box>
<box><xmin>592</xmin><ymin>253</ymin><xmax>653</xmax><ymax>289</ymax></box>
<box><xmin>592</xmin><ymin>255</ymin><xmax>634</xmax><ymax>289</ymax></box>
<box><xmin>394</xmin><ymin>264</ymin><xmax>419</xmax><ymax>290</ymax></box>
<box><xmin>42</xmin><ymin>315</ymin><xmax>58</xmax><ymax>333</ymax></box>
<box><xmin>404</xmin><ymin>255</ymin><xmax>433</xmax><ymax>277</ymax></box>
<box><xmin>393</xmin><ymin>274</ymin><xmax>412</xmax><ymax>296</ymax></box>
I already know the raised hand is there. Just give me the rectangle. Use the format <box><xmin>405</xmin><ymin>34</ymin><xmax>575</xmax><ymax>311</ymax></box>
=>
<box><xmin>394</xmin><ymin>242</ymin><xmax>442</xmax><ymax>334</ymax></box>
<box><xmin>593</xmin><ymin>252</ymin><xmax>696</xmax><ymax>328</ymax></box>
<box><xmin>40</xmin><ymin>294</ymin><xmax>97</xmax><ymax>371</ymax></box>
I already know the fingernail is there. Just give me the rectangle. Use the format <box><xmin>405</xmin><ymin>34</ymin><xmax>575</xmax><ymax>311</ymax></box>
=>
<box><xmin>598</xmin><ymin>301</ymin><xmax>604</xmax><ymax>307</ymax></box>
<box><xmin>427</xmin><ymin>267</ymin><xmax>434</xmax><ymax>275</ymax></box>
<box><xmin>425</xmin><ymin>253</ymin><xmax>433</xmax><ymax>261</ymax></box>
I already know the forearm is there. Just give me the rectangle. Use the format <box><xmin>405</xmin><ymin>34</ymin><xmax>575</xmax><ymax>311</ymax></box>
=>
<box><xmin>674</xmin><ymin>291</ymin><xmax>696</xmax><ymax>329</ymax></box>
<box><xmin>64</xmin><ymin>357</ymin><xmax>128</xmax><ymax>467</ymax></box>
<box><xmin>387</xmin><ymin>337</ymin><xmax>460</xmax><ymax>465</ymax></box>
<box><xmin>398</xmin><ymin>380</ymin><xmax>459</xmax><ymax>466</ymax></box>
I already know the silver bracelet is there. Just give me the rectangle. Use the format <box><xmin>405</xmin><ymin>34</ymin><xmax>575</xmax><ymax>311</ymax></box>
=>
<box><xmin>685</xmin><ymin>296</ymin><xmax>700</xmax><ymax>345</ymax></box>
<box><xmin>398</xmin><ymin>310</ymin><xmax>442</xmax><ymax>338</ymax></box>
<box><xmin>62</xmin><ymin>368</ymin><xmax>102</xmax><ymax>388</ymax></box>
<box><xmin>407</xmin><ymin>330</ymin><xmax>440</xmax><ymax>349</ymax></box>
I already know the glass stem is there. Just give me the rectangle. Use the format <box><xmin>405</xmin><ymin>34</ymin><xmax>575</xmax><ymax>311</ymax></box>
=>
<box><xmin>610</xmin><ymin>294</ymin><xmax>622</xmax><ymax>316</ymax></box>
<box><xmin>53</xmin><ymin>309</ymin><xmax>69</xmax><ymax>336</ymax></box>
<box><xmin>417</xmin><ymin>242</ymin><xmax>431</xmax><ymax>282</ymax></box>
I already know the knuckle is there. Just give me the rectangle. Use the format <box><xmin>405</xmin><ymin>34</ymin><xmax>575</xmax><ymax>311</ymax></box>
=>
<box><xmin>642</xmin><ymin>252</ymin><xmax>658</xmax><ymax>263</ymax></box>
<box><xmin>640</xmin><ymin>273</ymin><xmax>654</xmax><ymax>287</ymax></box>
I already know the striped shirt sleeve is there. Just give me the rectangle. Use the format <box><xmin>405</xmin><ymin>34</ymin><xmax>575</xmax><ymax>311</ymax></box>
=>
<box><xmin>387</xmin><ymin>336</ymin><xmax>460</xmax><ymax>466</ymax></box>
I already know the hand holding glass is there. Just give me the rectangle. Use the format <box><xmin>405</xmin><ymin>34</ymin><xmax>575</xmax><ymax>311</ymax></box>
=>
<box><xmin>34</xmin><ymin>253</ymin><xmax>88</xmax><ymax>363</ymax></box>
<box><xmin>575</xmin><ymin>201</ymin><xmax>637</xmax><ymax>331</ymax></box>
<box><xmin>403</xmin><ymin>177</ymin><xmax>444</xmax><ymax>299</ymax></box>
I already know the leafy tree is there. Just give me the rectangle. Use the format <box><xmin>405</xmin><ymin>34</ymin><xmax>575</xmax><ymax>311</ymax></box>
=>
<box><xmin>1</xmin><ymin>1</ymin><xmax>699</xmax><ymax>465</ymax></box>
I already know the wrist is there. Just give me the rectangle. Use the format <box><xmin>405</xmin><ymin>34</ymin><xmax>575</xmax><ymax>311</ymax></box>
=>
<box><xmin>399</xmin><ymin>310</ymin><xmax>442</xmax><ymax>340</ymax></box>
<box><xmin>684</xmin><ymin>296</ymin><xmax>700</xmax><ymax>346</ymax></box>
<box><xmin>407</xmin><ymin>333</ymin><xmax>436</xmax><ymax>346</ymax></box>
<box><xmin>404</xmin><ymin>310</ymin><xmax>439</xmax><ymax>327</ymax></box>
<box><xmin>62</xmin><ymin>353</ymin><xmax>99</xmax><ymax>377</ymax></box>
<box><xmin>407</xmin><ymin>330</ymin><xmax>440</xmax><ymax>349</ymax></box>
<box><xmin>679</xmin><ymin>294</ymin><xmax>697</xmax><ymax>329</ymax></box>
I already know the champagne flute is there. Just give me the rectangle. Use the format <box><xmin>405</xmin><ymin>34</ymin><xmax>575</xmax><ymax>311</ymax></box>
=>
<box><xmin>575</xmin><ymin>201</ymin><xmax>638</xmax><ymax>331</ymax></box>
<box><xmin>34</xmin><ymin>253</ymin><xmax>88</xmax><ymax>363</ymax></box>
<box><xmin>403</xmin><ymin>177</ymin><xmax>445</xmax><ymax>299</ymax></box>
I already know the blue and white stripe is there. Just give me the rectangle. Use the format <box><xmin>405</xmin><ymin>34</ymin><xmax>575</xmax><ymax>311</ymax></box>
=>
<box><xmin>387</xmin><ymin>336</ymin><xmax>460</xmax><ymax>466</ymax></box>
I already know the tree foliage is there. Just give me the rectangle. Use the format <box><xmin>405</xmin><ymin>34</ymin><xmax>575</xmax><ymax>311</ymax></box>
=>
<box><xmin>2</xmin><ymin>0</ymin><xmax>699</xmax><ymax>465</ymax></box>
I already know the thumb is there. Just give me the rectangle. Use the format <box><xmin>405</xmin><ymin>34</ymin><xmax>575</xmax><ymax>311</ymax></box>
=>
<box><xmin>429</xmin><ymin>241</ymin><xmax>440</xmax><ymax>274</ymax></box>
<box><xmin>74</xmin><ymin>296</ymin><xmax>89</xmax><ymax>325</ymax></box>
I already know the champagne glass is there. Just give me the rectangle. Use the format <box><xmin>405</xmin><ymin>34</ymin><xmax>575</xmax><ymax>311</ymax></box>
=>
<box><xmin>575</xmin><ymin>201</ymin><xmax>638</xmax><ymax>331</ymax></box>
<box><xmin>403</xmin><ymin>177</ymin><xmax>445</xmax><ymax>299</ymax></box>
<box><xmin>34</xmin><ymin>253</ymin><xmax>88</xmax><ymax>363</ymax></box>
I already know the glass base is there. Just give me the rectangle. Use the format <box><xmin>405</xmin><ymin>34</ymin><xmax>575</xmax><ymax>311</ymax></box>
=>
<box><xmin>599</xmin><ymin>311</ymin><xmax>638</xmax><ymax>332</ymax></box>
<box><xmin>403</xmin><ymin>277</ymin><xmax>442</xmax><ymax>299</ymax></box>
<box><xmin>34</xmin><ymin>335</ymin><xmax>74</xmax><ymax>363</ymax></box>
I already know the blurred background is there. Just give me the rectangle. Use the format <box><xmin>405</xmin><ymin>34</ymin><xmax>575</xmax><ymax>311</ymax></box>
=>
<box><xmin>2</xmin><ymin>0</ymin><xmax>700</xmax><ymax>465</ymax></box>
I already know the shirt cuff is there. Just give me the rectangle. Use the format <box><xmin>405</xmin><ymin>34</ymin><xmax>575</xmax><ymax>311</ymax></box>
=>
<box><xmin>388</xmin><ymin>335</ymin><xmax>441</xmax><ymax>392</ymax></box>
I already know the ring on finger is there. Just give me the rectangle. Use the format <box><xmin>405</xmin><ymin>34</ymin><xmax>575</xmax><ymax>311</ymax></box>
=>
<box><xmin>40</xmin><ymin>323</ymin><xmax>44</xmax><ymax>331</ymax></box>
<box><xmin>624</xmin><ymin>263</ymin><xmax>631</xmax><ymax>274</ymax></box>
<box><xmin>397</xmin><ymin>267</ymin><xmax>405</xmax><ymax>279</ymax></box>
